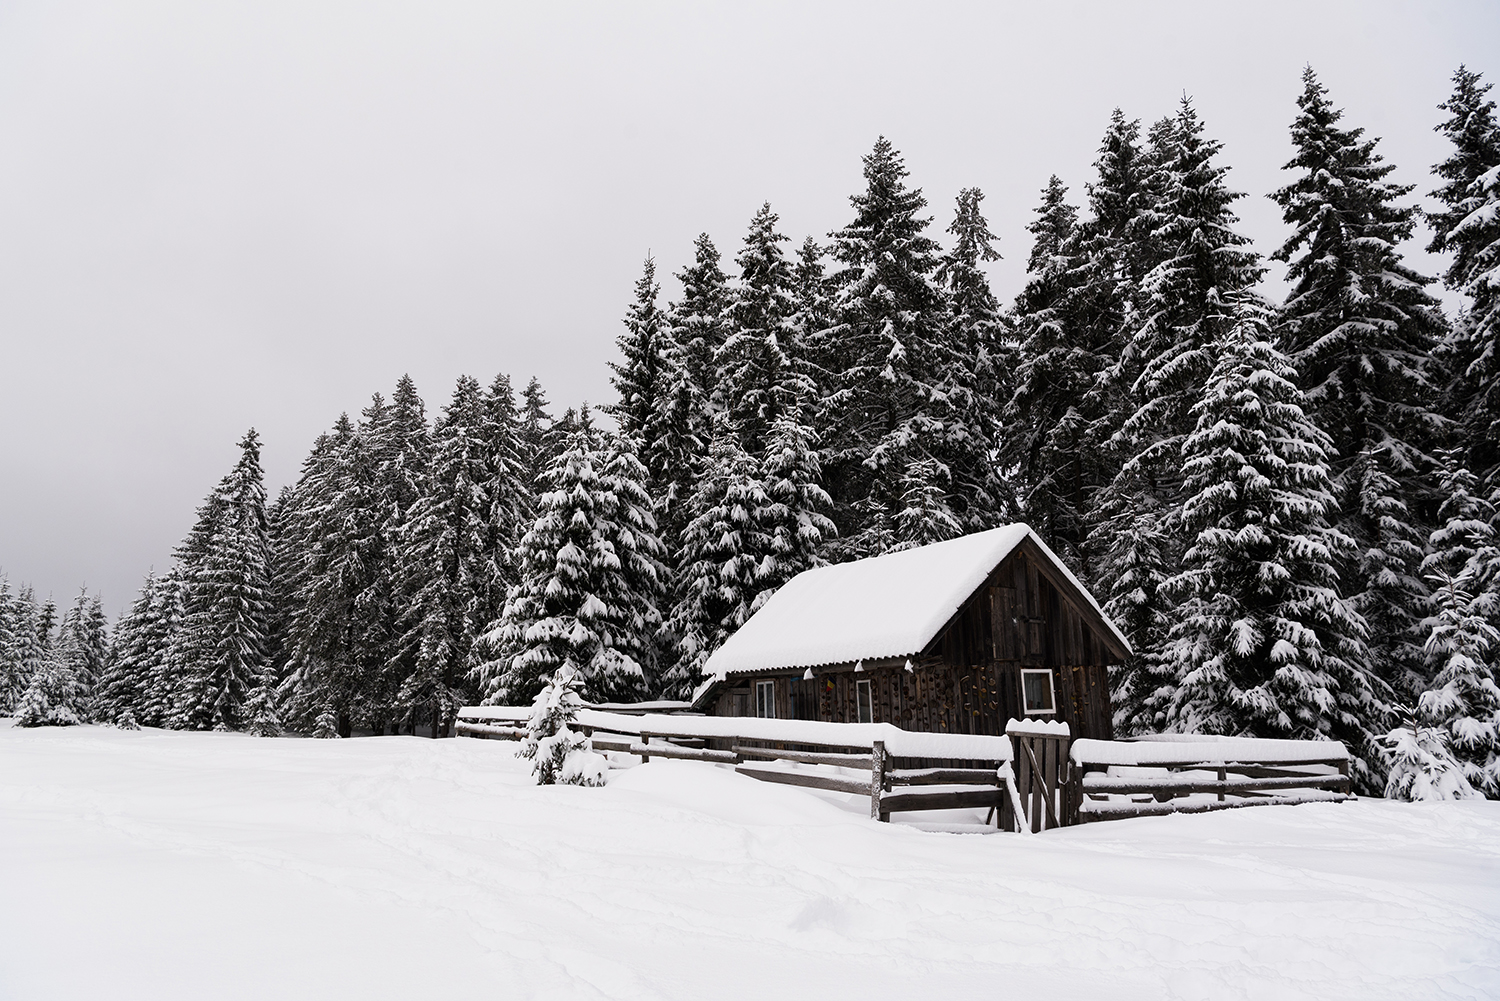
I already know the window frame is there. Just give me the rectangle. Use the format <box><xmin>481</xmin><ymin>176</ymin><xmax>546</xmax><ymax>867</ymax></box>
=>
<box><xmin>855</xmin><ymin>678</ymin><xmax>873</xmax><ymax>724</ymax></box>
<box><xmin>1020</xmin><ymin>668</ymin><xmax>1057</xmax><ymax>715</ymax></box>
<box><xmin>755</xmin><ymin>679</ymin><xmax>776</xmax><ymax>719</ymax></box>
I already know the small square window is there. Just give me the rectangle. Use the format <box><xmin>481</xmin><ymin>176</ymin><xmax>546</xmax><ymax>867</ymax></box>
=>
<box><xmin>856</xmin><ymin>679</ymin><xmax>873</xmax><ymax>724</ymax></box>
<box><xmin>1021</xmin><ymin>669</ymin><xmax>1056</xmax><ymax>715</ymax></box>
<box><xmin>755</xmin><ymin>679</ymin><xmax>776</xmax><ymax>719</ymax></box>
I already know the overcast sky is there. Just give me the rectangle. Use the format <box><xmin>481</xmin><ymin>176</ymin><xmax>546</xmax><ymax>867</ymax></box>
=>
<box><xmin>1</xmin><ymin>0</ymin><xmax>1494</xmax><ymax>615</ymax></box>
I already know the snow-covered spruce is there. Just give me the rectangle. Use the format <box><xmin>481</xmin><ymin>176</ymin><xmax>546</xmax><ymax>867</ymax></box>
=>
<box><xmin>1417</xmin><ymin>464</ymin><xmax>1500</xmax><ymax>797</ymax></box>
<box><xmin>1272</xmin><ymin>68</ymin><xmax>1446</xmax><ymax>695</ymax></box>
<box><xmin>1158</xmin><ymin>295</ymin><xmax>1382</xmax><ymax>785</ymax></box>
<box><xmin>1095</xmin><ymin>98</ymin><xmax>1262</xmax><ymax>702</ymax></box>
<box><xmin>474</xmin><ymin>431</ymin><xmax>664</xmax><ymax>706</ymax></box>
<box><xmin>519</xmin><ymin>664</ymin><xmax>606</xmax><ymax>786</ymax></box>
<box><xmin>1428</xmin><ymin>66</ymin><xmax>1500</xmax><ymax>491</ymax></box>
<box><xmin>1383</xmin><ymin>707</ymin><xmax>1480</xmax><ymax>801</ymax></box>
<box><xmin>15</xmin><ymin>648</ymin><xmax>83</xmax><ymax>727</ymax></box>
<box><xmin>164</xmin><ymin>430</ymin><xmax>274</xmax><ymax>732</ymax></box>
<box><xmin>389</xmin><ymin>376</ymin><xmax>498</xmax><ymax>737</ymax></box>
<box><xmin>817</xmin><ymin>137</ymin><xmax>972</xmax><ymax>560</ymax></box>
<box><xmin>718</xmin><ymin>202</ymin><xmax>810</xmax><ymax>457</ymax></box>
<box><xmin>659</xmin><ymin>423</ymin><xmax>774</xmax><ymax>700</ymax></box>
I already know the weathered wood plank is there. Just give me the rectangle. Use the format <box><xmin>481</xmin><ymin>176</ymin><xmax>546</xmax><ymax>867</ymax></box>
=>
<box><xmin>880</xmin><ymin>788</ymin><xmax>1005</xmax><ymax>815</ymax></box>
<box><xmin>1078</xmin><ymin>790</ymin><xmax>1350</xmax><ymax>822</ymax></box>
<box><xmin>735</xmin><ymin>765</ymin><xmax>871</xmax><ymax>796</ymax></box>
<box><xmin>1080</xmin><ymin>773</ymin><xmax>1352</xmax><ymax>795</ymax></box>
<box><xmin>886</xmin><ymin>768</ymin><xmax>1002</xmax><ymax>786</ymax></box>
<box><xmin>733</xmin><ymin>746</ymin><xmax>873</xmax><ymax>768</ymax></box>
<box><xmin>629</xmin><ymin>742</ymin><xmax>739</xmax><ymax>764</ymax></box>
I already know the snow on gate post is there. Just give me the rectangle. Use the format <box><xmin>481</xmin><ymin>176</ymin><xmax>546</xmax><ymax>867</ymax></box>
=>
<box><xmin>870</xmin><ymin>740</ymin><xmax>886</xmax><ymax>820</ymax></box>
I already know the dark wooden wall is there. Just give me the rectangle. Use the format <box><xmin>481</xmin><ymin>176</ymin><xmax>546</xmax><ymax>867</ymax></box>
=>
<box><xmin>711</xmin><ymin>540</ymin><xmax>1123</xmax><ymax>741</ymax></box>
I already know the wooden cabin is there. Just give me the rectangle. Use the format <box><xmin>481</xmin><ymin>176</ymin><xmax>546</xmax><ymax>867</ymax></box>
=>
<box><xmin>690</xmin><ymin>525</ymin><xmax>1129</xmax><ymax>741</ymax></box>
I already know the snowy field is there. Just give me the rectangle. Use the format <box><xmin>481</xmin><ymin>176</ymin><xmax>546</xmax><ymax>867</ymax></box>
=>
<box><xmin>2</xmin><ymin>722</ymin><xmax>1498</xmax><ymax>1001</ymax></box>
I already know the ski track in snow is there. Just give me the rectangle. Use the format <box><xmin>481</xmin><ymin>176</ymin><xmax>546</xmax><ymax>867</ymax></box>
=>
<box><xmin>1</xmin><ymin>722</ymin><xmax>1497</xmax><ymax>1001</ymax></box>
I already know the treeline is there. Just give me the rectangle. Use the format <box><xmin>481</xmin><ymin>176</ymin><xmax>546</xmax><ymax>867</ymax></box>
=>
<box><xmin>2</xmin><ymin>66</ymin><xmax>1497</xmax><ymax>795</ymax></box>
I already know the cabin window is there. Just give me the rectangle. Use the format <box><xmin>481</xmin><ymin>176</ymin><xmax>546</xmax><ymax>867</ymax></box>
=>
<box><xmin>755</xmin><ymin>679</ymin><xmax>776</xmax><ymax>718</ymax></box>
<box><xmin>1021</xmin><ymin>669</ymin><xmax>1056</xmax><ymax>715</ymax></box>
<box><xmin>856</xmin><ymin>679</ymin><xmax>873</xmax><ymax>723</ymax></box>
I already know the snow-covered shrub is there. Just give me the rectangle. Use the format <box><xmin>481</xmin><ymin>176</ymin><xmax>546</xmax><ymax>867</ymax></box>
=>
<box><xmin>115</xmin><ymin>708</ymin><xmax>141</xmax><ymax>731</ymax></box>
<box><xmin>1382</xmin><ymin>708</ymin><xmax>1478</xmax><ymax>801</ymax></box>
<box><xmin>520</xmin><ymin>664</ymin><xmax>605</xmax><ymax>786</ymax></box>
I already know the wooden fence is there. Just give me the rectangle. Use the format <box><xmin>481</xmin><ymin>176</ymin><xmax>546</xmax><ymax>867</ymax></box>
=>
<box><xmin>458</xmin><ymin>708</ymin><xmax>1354</xmax><ymax>831</ymax></box>
<box><xmin>457</xmin><ymin>707</ymin><xmax>1029</xmax><ymax>830</ymax></box>
<box><xmin>1068</xmin><ymin>734</ymin><xmax>1352</xmax><ymax>822</ymax></box>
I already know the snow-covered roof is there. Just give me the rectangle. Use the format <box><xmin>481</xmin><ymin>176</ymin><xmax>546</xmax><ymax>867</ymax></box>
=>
<box><xmin>698</xmin><ymin>524</ymin><xmax>1129</xmax><ymax>689</ymax></box>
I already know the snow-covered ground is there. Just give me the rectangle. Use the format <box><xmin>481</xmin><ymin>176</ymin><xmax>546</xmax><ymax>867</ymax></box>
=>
<box><xmin>2</xmin><ymin>722</ymin><xmax>1497</xmax><ymax>1001</ymax></box>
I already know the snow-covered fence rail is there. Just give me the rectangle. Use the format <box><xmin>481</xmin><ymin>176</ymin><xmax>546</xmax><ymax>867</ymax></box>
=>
<box><xmin>457</xmin><ymin>706</ymin><xmax>1024</xmax><ymax>828</ymax></box>
<box><xmin>1068</xmin><ymin>734</ymin><xmax>1353</xmax><ymax>823</ymax></box>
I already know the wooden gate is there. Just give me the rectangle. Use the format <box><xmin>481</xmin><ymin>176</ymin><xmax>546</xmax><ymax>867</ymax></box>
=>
<box><xmin>1006</xmin><ymin>719</ymin><xmax>1071</xmax><ymax>831</ymax></box>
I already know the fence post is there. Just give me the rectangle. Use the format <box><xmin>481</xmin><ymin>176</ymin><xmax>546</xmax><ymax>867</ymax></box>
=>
<box><xmin>640</xmin><ymin>731</ymin><xmax>651</xmax><ymax>763</ymax></box>
<box><xmin>870</xmin><ymin>740</ymin><xmax>886</xmax><ymax>821</ymax></box>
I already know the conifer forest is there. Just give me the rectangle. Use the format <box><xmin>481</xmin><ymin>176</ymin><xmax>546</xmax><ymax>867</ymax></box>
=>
<box><xmin>5</xmin><ymin>65</ymin><xmax>1500</xmax><ymax>798</ymax></box>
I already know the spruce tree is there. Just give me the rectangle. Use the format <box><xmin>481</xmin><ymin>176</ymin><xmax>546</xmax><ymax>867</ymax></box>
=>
<box><xmin>476</xmin><ymin>431</ymin><xmax>657</xmax><ymax>705</ymax></box>
<box><xmin>656</xmin><ymin>234</ymin><xmax>731</xmax><ymax>550</ymax></box>
<box><xmin>789</xmin><ymin>237</ymin><xmax>834</xmax><ymax>400</ymax></box>
<box><xmin>666</xmin><ymin>233</ymin><xmax>732</xmax><ymax>425</ymax></box>
<box><xmin>1097</xmin><ymin>99</ymin><xmax>1261</xmax><ymax>688</ymax></box>
<box><xmin>660</xmin><ymin>424</ymin><xmax>773</xmax><ymax>699</ymax></box>
<box><xmin>1008</xmin><ymin>176</ymin><xmax>1094</xmax><ymax>566</ymax></box>
<box><xmin>1096</xmin><ymin>492</ymin><xmax>1175</xmax><ymax>735</ymax></box>
<box><xmin>1429</xmin><ymin>67</ymin><xmax>1500</xmax><ymax>489</ymax></box>
<box><xmin>608</xmin><ymin>257</ymin><xmax>670</xmax><ymax>459</ymax></box>
<box><xmin>519</xmin><ymin>664</ymin><xmax>605</xmax><ymax>786</ymax></box>
<box><xmin>0</xmin><ymin>577</ymin><xmax>23</xmax><ymax>713</ymax></box>
<box><xmin>1417</xmin><ymin>452</ymin><xmax>1500</xmax><ymax>796</ymax></box>
<box><xmin>366</xmin><ymin>376</ymin><xmax>431</xmax><ymax>727</ymax></box>
<box><xmin>135</xmin><ymin>572</ymin><xmax>183</xmax><ymax>727</ymax></box>
<box><xmin>278</xmin><ymin>414</ymin><xmax>385</xmax><ymax>734</ymax></box>
<box><xmin>1271</xmin><ymin>67</ymin><xmax>1447</xmax><ymax>695</ymax></box>
<box><xmin>1383</xmin><ymin>706</ymin><xmax>1480</xmax><ymax>801</ymax></box>
<box><xmin>392</xmin><ymin>376</ymin><xmax>493</xmax><ymax>735</ymax></box>
<box><xmin>937</xmin><ymin>186</ymin><xmax>1011</xmax><ymax>533</ymax></box>
<box><xmin>594</xmin><ymin>435</ymin><xmax>667</xmax><ymax>697</ymax></box>
<box><xmin>1125</xmin><ymin>97</ymin><xmax>1262</xmax><ymax>477</ymax></box>
<box><xmin>474</xmin><ymin>374</ymin><xmax>530</xmax><ymax>656</ymax></box>
<box><xmin>15</xmin><ymin>647</ymin><xmax>82</xmax><ymax>727</ymax></box>
<box><xmin>14</xmin><ymin>595</ymin><xmax>79</xmax><ymax>727</ymax></box>
<box><xmin>720</xmin><ymin>203</ymin><xmax>811</xmax><ymax>454</ymax></box>
<box><xmin>96</xmin><ymin>572</ymin><xmax>160</xmax><ymax>724</ymax></box>
<box><xmin>1158</xmin><ymin>297</ymin><xmax>1380</xmax><ymax>782</ymax></box>
<box><xmin>1428</xmin><ymin>66</ymin><xmax>1500</xmax><ymax>293</ymax></box>
<box><xmin>55</xmin><ymin>588</ymin><xmax>108</xmax><ymax>720</ymax></box>
<box><xmin>518</xmin><ymin>376</ymin><xmax>554</xmax><ymax>506</ymax></box>
<box><xmin>757</xmin><ymin>416</ymin><xmax>836</xmax><ymax>596</ymax></box>
<box><xmin>168</xmin><ymin>430</ymin><xmax>274</xmax><ymax>731</ymax></box>
<box><xmin>821</xmin><ymin>137</ymin><xmax>962</xmax><ymax>557</ymax></box>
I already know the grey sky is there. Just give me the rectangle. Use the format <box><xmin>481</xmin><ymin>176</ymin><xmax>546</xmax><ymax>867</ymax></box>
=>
<box><xmin>0</xmin><ymin>0</ymin><xmax>1493</xmax><ymax>615</ymax></box>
